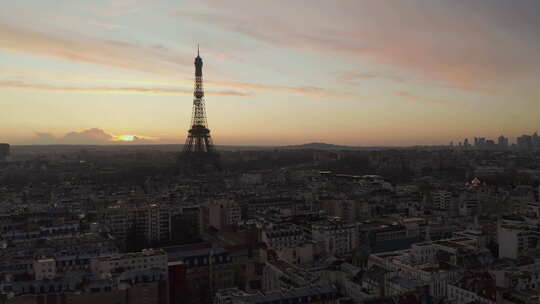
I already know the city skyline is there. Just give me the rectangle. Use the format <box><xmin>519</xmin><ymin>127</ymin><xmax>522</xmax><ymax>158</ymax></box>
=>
<box><xmin>2</xmin><ymin>0</ymin><xmax>540</xmax><ymax>146</ymax></box>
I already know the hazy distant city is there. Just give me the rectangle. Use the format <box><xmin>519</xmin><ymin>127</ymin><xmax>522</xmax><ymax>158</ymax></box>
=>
<box><xmin>2</xmin><ymin>1</ymin><xmax>540</xmax><ymax>304</ymax></box>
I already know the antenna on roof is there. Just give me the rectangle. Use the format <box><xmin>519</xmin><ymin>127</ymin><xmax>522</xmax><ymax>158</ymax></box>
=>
<box><xmin>197</xmin><ymin>44</ymin><xmax>200</xmax><ymax>57</ymax></box>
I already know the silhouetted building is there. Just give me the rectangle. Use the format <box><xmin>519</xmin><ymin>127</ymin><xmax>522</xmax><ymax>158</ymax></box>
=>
<box><xmin>497</xmin><ymin>135</ymin><xmax>509</xmax><ymax>149</ymax></box>
<box><xmin>485</xmin><ymin>139</ymin><xmax>496</xmax><ymax>150</ymax></box>
<box><xmin>517</xmin><ymin>135</ymin><xmax>533</xmax><ymax>150</ymax></box>
<box><xmin>463</xmin><ymin>138</ymin><xmax>471</xmax><ymax>149</ymax></box>
<box><xmin>533</xmin><ymin>132</ymin><xmax>540</xmax><ymax>149</ymax></box>
<box><xmin>474</xmin><ymin>137</ymin><xmax>486</xmax><ymax>149</ymax></box>
<box><xmin>0</xmin><ymin>143</ymin><xmax>9</xmax><ymax>161</ymax></box>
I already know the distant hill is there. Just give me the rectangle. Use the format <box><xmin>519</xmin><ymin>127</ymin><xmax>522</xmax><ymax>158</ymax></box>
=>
<box><xmin>276</xmin><ymin>142</ymin><xmax>360</xmax><ymax>150</ymax></box>
<box><xmin>274</xmin><ymin>142</ymin><xmax>427</xmax><ymax>151</ymax></box>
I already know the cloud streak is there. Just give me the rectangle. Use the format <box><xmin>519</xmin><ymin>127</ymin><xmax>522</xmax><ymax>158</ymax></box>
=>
<box><xmin>208</xmin><ymin>79</ymin><xmax>356</xmax><ymax>99</ymax></box>
<box><xmin>0</xmin><ymin>23</ymin><xmax>190</xmax><ymax>75</ymax></box>
<box><xmin>337</xmin><ymin>70</ymin><xmax>405</xmax><ymax>86</ymax></box>
<box><xmin>0</xmin><ymin>80</ymin><xmax>250</xmax><ymax>97</ymax></box>
<box><xmin>394</xmin><ymin>91</ymin><xmax>445</xmax><ymax>104</ymax></box>
<box><xmin>0</xmin><ymin>79</ymin><xmax>343</xmax><ymax>98</ymax></box>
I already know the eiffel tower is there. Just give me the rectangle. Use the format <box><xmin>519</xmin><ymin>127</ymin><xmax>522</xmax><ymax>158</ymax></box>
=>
<box><xmin>181</xmin><ymin>46</ymin><xmax>219</xmax><ymax>170</ymax></box>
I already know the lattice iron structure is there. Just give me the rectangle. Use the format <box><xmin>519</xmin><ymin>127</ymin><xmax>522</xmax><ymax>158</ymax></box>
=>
<box><xmin>183</xmin><ymin>46</ymin><xmax>215</xmax><ymax>154</ymax></box>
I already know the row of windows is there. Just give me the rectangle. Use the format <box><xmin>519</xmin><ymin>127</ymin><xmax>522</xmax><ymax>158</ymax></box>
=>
<box><xmin>111</xmin><ymin>256</ymin><xmax>165</xmax><ymax>267</ymax></box>
<box><xmin>185</xmin><ymin>255</ymin><xmax>231</xmax><ymax>267</ymax></box>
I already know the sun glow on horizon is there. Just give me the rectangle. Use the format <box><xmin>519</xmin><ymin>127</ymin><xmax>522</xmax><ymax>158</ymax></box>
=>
<box><xmin>115</xmin><ymin>135</ymin><xmax>135</xmax><ymax>142</ymax></box>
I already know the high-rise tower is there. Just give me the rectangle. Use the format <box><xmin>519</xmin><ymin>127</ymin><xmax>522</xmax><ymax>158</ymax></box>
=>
<box><xmin>183</xmin><ymin>46</ymin><xmax>215</xmax><ymax>154</ymax></box>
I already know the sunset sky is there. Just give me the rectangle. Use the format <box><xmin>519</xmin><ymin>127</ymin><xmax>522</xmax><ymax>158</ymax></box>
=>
<box><xmin>1</xmin><ymin>0</ymin><xmax>539</xmax><ymax>146</ymax></box>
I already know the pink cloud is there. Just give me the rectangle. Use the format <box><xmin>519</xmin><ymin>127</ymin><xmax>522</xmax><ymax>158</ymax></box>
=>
<box><xmin>175</xmin><ymin>1</ymin><xmax>540</xmax><ymax>94</ymax></box>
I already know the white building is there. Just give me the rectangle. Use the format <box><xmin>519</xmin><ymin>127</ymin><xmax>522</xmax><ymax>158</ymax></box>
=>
<box><xmin>261</xmin><ymin>223</ymin><xmax>305</xmax><ymax>250</ymax></box>
<box><xmin>33</xmin><ymin>258</ymin><xmax>56</xmax><ymax>280</ymax></box>
<box><xmin>368</xmin><ymin>237</ymin><xmax>481</xmax><ymax>300</ymax></box>
<box><xmin>135</xmin><ymin>204</ymin><xmax>171</xmax><ymax>242</ymax></box>
<box><xmin>274</xmin><ymin>242</ymin><xmax>316</xmax><ymax>265</ymax></box>
<box><xmin>498</xmin><ymin>223</ymin><xmax>529</xmax><ymax>259</ymax></box>
<box><xmin>459</xmin><ymin>191</ymin><xmax>480</xmax><ymax>216</ymax></box>
<box><xmin>91</xmin><ymin>249</ymin><xmax>167</xmax><ymax>278</ymax></box>
<box><xmin>369</xmin><ymin>250</ymin><xmax>449</xmax><ymax>299</ymax></box>
<box><xmin>101</xmin><ymin>203</ymin><xmax>171</xmax><ymax>243</ymax></box>
<box><xmin>208</xmin><ymin>200</ymin><xmax>242</xmax><ymax>230</ymax></box>
<box><xmin>433</xmin><ymin>190</ymin><xmax>452</xmax><ymax>210</ymax></box>
<box><xmin>312</xmin><ymin>218</ymin><xmax>358</xmax><ymax>256</ymax></box>
<box><xmin>447</xmin><ymin>284</ymin><xmax>495</xmax><ymax>304</ymax></box>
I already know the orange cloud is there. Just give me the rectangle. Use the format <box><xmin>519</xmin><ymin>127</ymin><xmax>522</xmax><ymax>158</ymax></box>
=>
<box><xmin>32</xmin><ymin>128</ymin><xmax>160</xmax><ymax>145</ymax></box>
